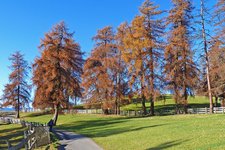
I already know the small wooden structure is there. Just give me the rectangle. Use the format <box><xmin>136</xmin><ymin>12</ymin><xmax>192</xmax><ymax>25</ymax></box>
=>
<box><xmin>0</xmin><ymin>117</ymin><xmax>50</xmax><ymax>150</ymax></box>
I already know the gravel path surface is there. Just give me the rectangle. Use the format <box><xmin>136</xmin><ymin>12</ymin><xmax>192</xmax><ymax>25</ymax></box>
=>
<box><xmin>53</xmin><ymin>129</ymin><xmax>103</xmax><ymax>150</ymax></box>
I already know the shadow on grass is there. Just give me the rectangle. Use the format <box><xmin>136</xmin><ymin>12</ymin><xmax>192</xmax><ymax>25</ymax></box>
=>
<box><xmin>154</xmin><ymin>103</ymin><xmax>211</xmax><ymax>116</ymax></box>
<box><xmin>0</xmin><ymin>126</ymin><xmax>24</xmax><ymax>134</ymax></box>
<box><xmin>146</xmin><ymin>140</ymin><xmax>185</xmax><ymax>150</ymax></box>
<box><xmin>155</xmin><ymin>103</ymin><xmax>210</xmax><ymax>110</ymax></box>
<box><xmin>0</xmin><ymin>125</ymin><xmax>25</xmax><ymax>149</ymax></box>
<box><xmin>188</xmin><ymin>103</ymin><xmax>213</xmax><ymax>108</ymax></box>
<box><xmin>57</xmin><ymin>117</ymin><xmax>168</xmax><ymax>138</ymax></box>
<box><xmin>125</xmin><ymin>102</ymin><xmax>211</xmax><ymax>115</ymax></box>
<box><xmin>23</xmin><ymin>111</ymin><xmax>52</xmax><ymax>117</ymax></box>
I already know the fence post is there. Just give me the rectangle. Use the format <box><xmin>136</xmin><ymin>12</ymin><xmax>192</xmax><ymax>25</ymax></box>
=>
<box><xmin>24</xmin><ymin>131</ymin><xmax>28</xmax><ymax>150</ymax></box>
<box><xmin>5</xmin><ymin>140</ymin><xmax>11</xmax><ymax>149</ymax></box>
<box><xmin>205</xmin><ymin>107</ymin><xmax>207</xmax><ymax>114</ymax></box>
<box><xmin>223</xmin><ymin>107</ymin><xmax>225</xmax><ymax>114</ymax></box>
<box><xmin>47</xmin><ymin>127</ymin><xmax>51</xmax><ymax>144</ymax></box>
<box><xmin>34</xmin><ymin>127</ymin><xmax>38</xmax><ymax>148</ymax></box>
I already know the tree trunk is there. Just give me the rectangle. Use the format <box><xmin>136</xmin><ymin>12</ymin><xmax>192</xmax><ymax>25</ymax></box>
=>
<box><xmin>141</xmin><ymin>73</ymin><xmax>147</xmax><ymax>115</ymax></box>
<box><xmin>74</xmin><ymin>97</ymin><xmax>77</xmax><ymax>106</ymax></box>
<box><xmin>150</xmin><ymin>98</ymin><xmax>154</xmax><ymax>116</ymax></box>
<box><xmin>117</xmin><ymin>103</ymin><xmax>120</xmax><ymax>115</ymax></box>
<box><xmin>16</xmin><ymin>86</ymin><xmax>20</xmax><ymax>118</ymax></box>
<box><xmin>115</xmin><ymin>97</ymin><xmax>118</xmax><ymax>115</ymax></box>
<box><xmin>207</xmin><ymin>67</ymin><xmax>213</xmax><ymax>113</ymax></box>
<box><xmin>142</xmin><ymin>94</ymin><xmax>147</xmax><ymax>115</ymax></box>
<box><xmin>183</xmin><ymin>78</ymin><xmax>188</xmax><ymax>114</ymax></box>
<box><xmin>201</xmin><ymin>0</ymin><xmax>213</xmax><ymax>114</ymax></box>
<box><xmin>149</xmin><ymin>47</ymin><xmax>155</xmax><ymax>116</ymax></box>
<box><xmin>215</xmin><ymin>96</ymin><xmax>218</xmax><ymax>107</ymax></box>
<box><xmin>16</xmin><ymin>104</ymin><xmax>20</xmax><ymax>118</ymax></box>
<box><xmin>52</xmin><ymin>104</ymin><xmax>59</xmax><ymax>126</ymax></box>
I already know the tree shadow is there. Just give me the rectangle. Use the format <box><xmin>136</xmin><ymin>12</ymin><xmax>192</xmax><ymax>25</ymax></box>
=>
<box><xmin>54</xmin><ymin>119</ymin><xmax>168</xmax><ymax>150</ymax></box>
<box><xmin>0</xmin><ymin>126</ymin><xmax>24</xmax><ymax>134</ymax></box>
<box><xmin>0</xmin><ymin>123</ymin><xmax>7</xmax><ymax>126</ymax></box>
<box><xmin>188</xmin><ymin>103</ymin><xmax>211</xmax><ymax>108</ymax></box>
<box><xmin>0</xmin><ymin>125</ymin><xmax>25</xmax><ymax>149</ymax></box>
<box><xmin>23</xmin><ymin>111</ymin><xmax>52</xmax><ymax>117</ymax></box>
<box><xmin>154</xmin><ymin>103</ymin><xmax>211</xmax><ymax>116</ymax></box>
<box><xmin>56</xmin><ymin>117</ymin><xmax>168</xmax><ymax>138</ymax></box>
<box><xmin>146</xmin><ymin>139</ymin><xmax>187</xmax><ymax>150</ymax></box>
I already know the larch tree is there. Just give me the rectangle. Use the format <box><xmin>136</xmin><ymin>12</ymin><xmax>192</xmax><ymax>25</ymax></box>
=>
<box><xmin>165</xmin><ymin>0</ymin><xmax>198</xmax><ymax>114</ymax></box>
<box><xmin>117</xmin><ymin>0</ymin><xmax>164</xmax><ymax>115</ymax></box>
<box><xmin>209</xmin><ymin>41</ymin><xmax>225</xmax><ymax>100</ymax></box>
<box><xmin>32</xmin><ymin>22</ymin><xmax>83</xmax><ymax>125</ymax></box>
<box><xmin>118</xmin><ymin>16</ymin><xmax>149</xmax><ymax>115</ymax></box>
<box><xmin>139</xmin><ymin>0</ymin><xmax>165</xmax><ymax>116</ymax></box>
<box><xmin>116</xmin><ymin>25</ymin><xmax>131</xmax><ymax>115</ymax></box>
<box><xmin>209</xmin><ymin>0</ymin><xmax>225</xmax><ymax>105</ymax></box>
<box><xmin>1</xmin><ymin>51</ymin><xmax>31</xmax><ymax>118</ymax></box>
<box><xmin>82</xmin><ymin>26</ymin><xmax>117</xmax><ymax>114</ymax></box>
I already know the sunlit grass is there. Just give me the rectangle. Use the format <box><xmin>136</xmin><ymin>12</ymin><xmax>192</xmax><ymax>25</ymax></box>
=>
<box><xmin>121</xmin><ymin>95</ymin><xmax>211</xmax><ymax>111</ymax></box>
<box><xmin>0</xmin><ymin>123</ymin><xmax>26</xmax><ymax>149</ymax></box>
<box><xmin>22</xmin><ymin>112</ymin><xmax>225</xmax><ymax>150</ymax></box>
<box><xmin>18</xmin><ymin>96</ymin><xmax>221</xmax><ymax>150</ymax></box>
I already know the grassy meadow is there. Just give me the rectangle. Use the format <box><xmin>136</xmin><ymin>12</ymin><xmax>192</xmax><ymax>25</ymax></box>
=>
<box><xmin>121</xmin><ymin>95</ymin><xmax>211</xmax><ymax>113</ymax></box>
<box><xmin>21</xmin><ymin>112</ymin><xmax>225</xmax><ymax>150</ymax></box>
<box><xmin>1</xmin><ymin>96</ymin><xmax>224</xmax><ymax>150</ymax></box>
<box><xmin>0</xmin><ymin>123</ymin><xmax>26</xmax><ymax>149</ymax></box>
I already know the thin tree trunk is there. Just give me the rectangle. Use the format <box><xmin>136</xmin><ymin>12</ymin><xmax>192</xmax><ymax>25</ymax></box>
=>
<box><xmin>52</xmin><ymin>104</ymin><xmax>59</xmax><ymax>126</ymax></box>
<box><xmin>115</xmin><ymin>71</ymin><xmax>118</xmax><ymax>115</ymax></box>
<box><xmin>142</xmin><ymin>94</ymin><xmax>147</xmax><ymax>115</ymax></box>
<box><xmin>200</xmin><ymin>0</ymin><xmax>213</xmax><ymax>113</ymax></box>
<box><xmin>141</xmin><ymin>74</ymin><xmax>147</xmax><ymax>115</ymax></box>
<box><xmin>117</xmin><ymin>99</ymin><xmax>120</xmax><ymax>115</ymax></box>
<box><xmin>183</xmin><ymin>60</ymin><xmax>188</xmax><ymax>114</ymax></box>
<box><xmin>149</xmin><ymin>48</ymin><xmax>155</xmax><ymax>116</ymax></box>
<box><xmin>183</xmin><ymin>85</ymin><xmax>188</xmax><ymax>114</ymax></box>
<box><xmin>115</xmin><ymin>97</ymin><xmax>118</xmax><ymax>115</ymax></box>
<box><xmin>215</xmin><ymin>96</ymin><xmax>218</xmax><ymax>107</ymax></box>
<box><xmin>16</xmin><ymin>86</ymin><xmax>20</xmax><ymax>118</ymax></box>
<box><xmin>174</xmin><ymin>52</ymin><xmax>180</xmax><ymax>114</ymax></box>
<box><xmin>174</xmin><ymin>84</ymin><xmax>179</xmax><ymax>114</ymax></box>
<box><xmin>117</xmin><ymin>50</ymin><xmax>122</xmax><ymax>115</ymax></box>
<box><xmin>74</xmin><ymin>97</ymin><xmax>77</xmax><ymax>106</ymax></box>
<box><xmin>150</xmin><ymin>98</ymin><xmax>154</xmax><ymax>116</ymax></box>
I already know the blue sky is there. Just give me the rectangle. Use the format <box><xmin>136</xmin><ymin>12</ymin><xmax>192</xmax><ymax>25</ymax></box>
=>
<box><xmin>0</xmin><ymin>0</ymin><xmax>213</xmax><ymax>98</ymax></box>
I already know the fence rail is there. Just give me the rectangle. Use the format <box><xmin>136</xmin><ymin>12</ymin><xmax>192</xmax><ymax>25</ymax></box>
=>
<box><xmin>63</xmin><ymin>109</ymin><xmax>103</xmax><ymax>114</ymax></box>
<box><xmin>188</xmin><ymin>107</ymin><xmax>225</xmax><ymax>114</ymax></box>
<box><xmin>0</xmin><ymin>117</ymin><xmax>50</xmax><ymax>150</ymax></box>
<box><xmin>68</xmin><ymin>107</ymin><xmax>225</xmax><ymax>116</ymax></box>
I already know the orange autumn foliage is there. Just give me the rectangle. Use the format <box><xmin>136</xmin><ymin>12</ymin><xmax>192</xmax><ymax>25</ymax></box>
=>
<box><xmin>32</xmin><ymin>21</ymin><xmax>83</xmax><ymax>124</ymax></box>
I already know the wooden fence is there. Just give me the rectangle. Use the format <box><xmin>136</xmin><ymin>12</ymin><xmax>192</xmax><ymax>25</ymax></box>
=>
<box><xmin>69</xmin><ymin>107</ymin><xmax>225</xmax><ymax>116</ymax></box>
<box><xmin>0</xmin><ymin>117</ymin><xmax>50</xmax><ymax>150</ymax></box>
<box><xmin>63</xmin><ymin>109</ymin><xmax>103</xmax><ymax>114</ymax></box>
<box><xmin>188</xmin><ymin>107</ymin><xmax>225</xmax><ymax>114</ymax></box>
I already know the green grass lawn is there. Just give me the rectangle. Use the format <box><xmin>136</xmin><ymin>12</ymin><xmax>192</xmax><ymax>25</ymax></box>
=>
<box><xmin>1</xmin><ymin>96</ymin><xmax>221</xmax><ymax>150</ymax></box>
<box><xmin>0</xmin><ymin>123</ymin><xmax>26</xmax><ymax>149</ymax></box>
<box><xmin>22</xmin><ymin>113</ymin><xmax>225</xmax><ymax>150</ymax></box>
<box><xmin>121</xmin><ymin>96</ymin><xmax>212</xmax><ymax>113</ymax></box>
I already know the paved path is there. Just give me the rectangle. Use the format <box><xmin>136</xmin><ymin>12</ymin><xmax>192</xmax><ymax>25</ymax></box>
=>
<box><xmin>53</xmin><ymin>129</ymin><xmax>103</xmax><ymax>150</ymax></box>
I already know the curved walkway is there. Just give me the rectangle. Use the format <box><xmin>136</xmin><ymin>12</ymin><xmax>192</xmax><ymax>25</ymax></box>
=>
<box><xmin>53</xmin><ymin>129</ymin><xmax>103</xmax><ymax>150</ymax></box>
